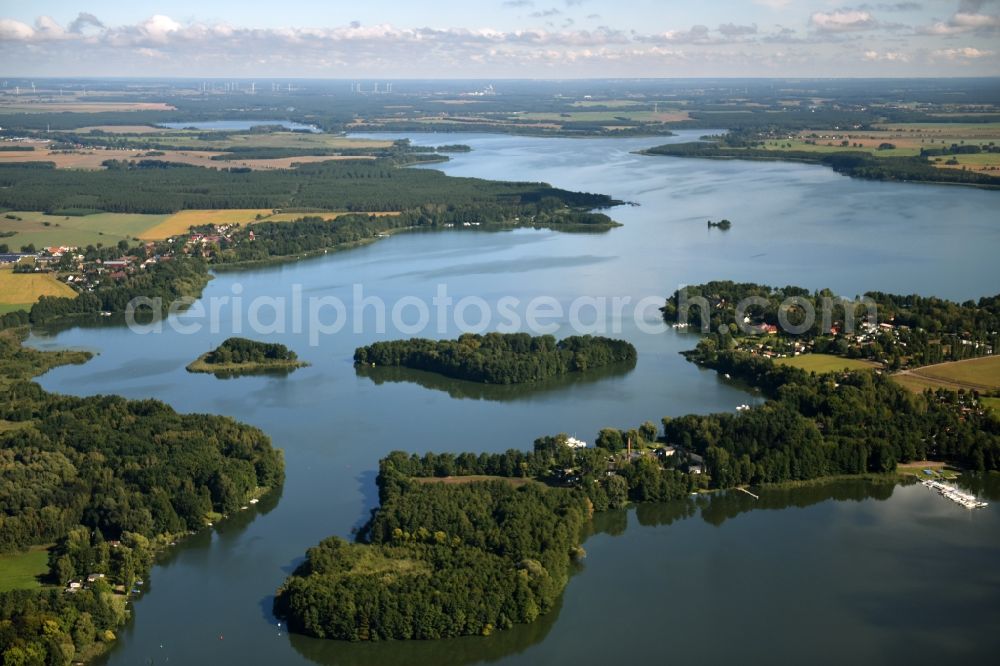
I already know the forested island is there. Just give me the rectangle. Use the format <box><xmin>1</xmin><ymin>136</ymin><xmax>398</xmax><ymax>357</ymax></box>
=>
<box><xmin>354</xmin><ymin>333</ymin><xmax>637</xmax><ymax>384</ymax></box>
<box><xmin>0</xmin><ymin>329</ymin><xmax>285</xmax><ymax>664</ymax></box>
<box><xmin>187</xmin><ymin>337</ymin><xmax>306</xmax><ymax>375</ymax></box>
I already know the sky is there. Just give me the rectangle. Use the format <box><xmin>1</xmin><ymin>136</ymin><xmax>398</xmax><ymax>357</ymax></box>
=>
<box><xmin>0</xmin><ymin>0</ymin><xmax>998</xmax><ymax>77</ymax></box>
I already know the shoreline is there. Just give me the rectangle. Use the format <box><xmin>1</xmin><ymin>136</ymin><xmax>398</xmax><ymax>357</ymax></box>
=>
<box><xmin>635</xmin><ymin>148</ymin><xmax>1000</xmax><ymax>191</ymax></box>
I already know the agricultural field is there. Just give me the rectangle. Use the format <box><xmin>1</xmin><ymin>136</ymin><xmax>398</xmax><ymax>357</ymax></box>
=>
<box><xmin>0</xmin><ymin>210</ymin><xmax>169</xmax><ymax>247</ymax></box>
<box><xmin>0</xmin><ymin>208</ymin><xmax>402</xmax><ymax>247</ymax></box>
<box><xmin>758</xmin><ymin>137</ymin><xmax>921</xmax><ymax>157</ymax></box>
<box><xmin>139</xmin><ymin>209</ymin><xmax>274</xmax><ymax>239</ymax></box>
<box><xmin>0</xmin><ymin>100</ymin><xmax>174</xmax><ymax>113</ymax></box>
<box><xmin>358</xmin><ymin>107</ymin><xmax>687</xmax><ymax>133</ymax></box>
<box><xmin>774</xmin><ymin>353</ymin><xmax>880</xmax><ymax>373</ymax></box>
<box><xmin>933</xmin><ymin>151</ymin><xmax>1000</xmax><ymax>174</ymax></box>
<box><xmin>513</xmin><ymin>109</ymin><xmax>690</xmax><ymax>123</ymax></box>
<box><xmin>0</xmin><ymin>268</ymin><xmax>77</xmax><ymax>311</ymax></box>
<box><xmin>983</xmin><ymin>397</ymin><xmax>1000</xmax><ymax>415</ymax></box>
<box><xmin>892</xmin><ymin>356</ymin><xmax>1000</xmax><ymax>393</ymax></box>
<box><xmin>755</xmin><ymin>123</ymin><xmax>1000</xmax><ymax>167</ymax></box>
<box><xmin>0</xmin><ymin>141</ymin><xmax>378</xmax><ymax>171</ymax></box>
<box><xmin>70</xmin><ymin>125</ymin><xmax>166</xmax><ymax>134</ymax></box>
<box><xmin>107</xmin><ymin>130</ymin><xmax>392</xmax><ymax>152</ymax></box>
<box><xmin>569</xmin><ymin>99</ymin><xmax>643</xmax><ymax>108</ymax></box>
<box><xmin>0</xmin><ymin>546</ymin><xmax>51</xmax><ymax>593</ymax></box>
<box><xmin>258</xmin><ymin>211</ymin><xmax>401</xmax><ymax>223</ymax></box>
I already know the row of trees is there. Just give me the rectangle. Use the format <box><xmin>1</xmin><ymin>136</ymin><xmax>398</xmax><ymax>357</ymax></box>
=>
<box><xmin>354</xmin><ymin>333</ymin><xmax>637</xmax><ymax>384</ymax></box>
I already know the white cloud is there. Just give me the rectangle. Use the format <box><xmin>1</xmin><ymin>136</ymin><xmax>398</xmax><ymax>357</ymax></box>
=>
<box><xmin>933</xmin><ymin>46</ymin><xmax>994</xmax><ymax>58</ymax></box>
<box><xmin>718</xmin><ymin>23</ymin><xmax>759</xmax><ymax>37</ymax></box>
<box><xmin>810</xmin><ymin>10</ymin><xmax>879</xmax><ymax>32</ymax></box>
<box><xmin>141</xmin><ymin>14</ymin><xmax>182</xmax><ymax>43</ymax></box>
<box><xmin>0</xmin><ymin>18</ymin><xmax>34</xmax><ymax>41</ymax></box>
<box><xmin>68</xmin><ymin>12</ymin><xmax>104</xmax><ymax>34</ymax></box>
<box><xmin>918</xmin><ymin>3</ymin><xmax>1000</xmax><ymax>35</ymax></box>
<box><xmin>863</xmin><ymin>49</ymin><xmax>909</xmax><ymax>61</ymax></box>
<box><xmin>0</xmin><ymin>11</ymin><xmax>993</xmax><ymax>77</ymax></box>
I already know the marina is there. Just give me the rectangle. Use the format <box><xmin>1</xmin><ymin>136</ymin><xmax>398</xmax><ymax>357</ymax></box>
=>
<box><xmin>921</xmin><ymin>479</ymin><xmax>989</xmax><ymax>509</ymax></box>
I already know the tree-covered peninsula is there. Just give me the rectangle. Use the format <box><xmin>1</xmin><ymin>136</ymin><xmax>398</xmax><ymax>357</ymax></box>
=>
<box><xmin>187</xmin><ymin>337</ymin><xmax>306</xmax><ymax>375</ymax></box>
<box><xmin>354</xmin><ymin>333</ymin><xmax>637</xmax><ymax>384</ymax></box>
<box><xmin>274</xmin><ymin>462</ymin><xmax>591</xmax><ymax>641</ymax></box>
<box><xmin>0</xmin><ymin>330</ymin><xmax>285</xmax><ymax>664</ymax></box>
<box><xmin>640</xmin><ymin>138</ymin><xmax>1000</xmax><ymax>188</ymax></box>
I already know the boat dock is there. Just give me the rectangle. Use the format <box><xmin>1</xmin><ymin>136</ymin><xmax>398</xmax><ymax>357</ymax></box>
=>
<box><xmin>921</xmin><ymin>479</ymin><xmax>988</xmax><ymax>509</ymax></box>
<box><xmin>736</xmin><ymin>487</ymin><xmax>759</xmax><ymax>500</ymax></box>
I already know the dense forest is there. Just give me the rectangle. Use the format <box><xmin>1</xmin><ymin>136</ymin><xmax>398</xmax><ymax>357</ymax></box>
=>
<box><xmin>642</xmin><ymin>141</ymin><xmax>1000</xmax><ymax>188</ymax></box>
<box><xmin>0</xmin><ymin>160</ymin><xmax>619</xmax><ymax>215</ymax></box>
<box><xmin>662</xmin><ymin>281</ymin><xmax>1000</xmax><ymax>369</ymax></box>
<box><xmin>354</xmin><ymin>333</ymin><xmax>637</xmax><ymax>384</ymax></box>
<box><xmin>274</xmin><ymin>476</ymin><xmax>591</xmax><ymax>641</ymax></box>
<box><xmin>0</xmin><ymin>332</ymin><xmax>285</xmax><ymax>665</ymax></box>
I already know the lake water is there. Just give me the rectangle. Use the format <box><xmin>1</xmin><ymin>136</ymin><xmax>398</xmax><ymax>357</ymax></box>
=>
<box><xmin>158</xmin><ymin>120</ymin><xmax>320</xmax><ymax>132</ymax></box>
<box><xmin>27</xmin><ymin>131</ymin><xmax>1000</xmax><ymax>664</ymax></box>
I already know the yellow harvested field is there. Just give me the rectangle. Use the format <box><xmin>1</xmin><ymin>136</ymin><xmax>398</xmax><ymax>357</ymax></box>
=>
<box><xmin>232</xmin><ymin>155</ymin><xmax>376</xmax><ymax>170</ymax></box>
<box><xmin>0</xmin><ymin>269</ymin><xmax>76</xmax><ymax>309</ymax></box>
<box><xmin>0</xmin><ymin>144</ymin><xmax>374</xmax><ymax>171</ymax></box>
<box><xmin>0</xmin><ymin>101</ymin><xmax>175</xmax><ymax>113</ymax></box>
<box><xmin>933</xmin><ymin>152</ymin><xmax>1000</xmax><ymax>174</ymax></box>
<box><xmin>139</xmin><ymin>209</ymin><xmax>274</xmax><ymax>239</ymax></box>
<box><xmin>0</xmin><ymin>211</ymin><xmax>170</xmax><ymax>247</ymax></box>
<box><xmin>893</xmin><ymin>356</ymin><xmax>1000</xmax><ymax>393</ymax></box>
<box><xmin>0</xmin><ymin>145</ymin><xmax>222</xmax><ymax>169</ymax></box>
<box><xmin>71</xmin><ymin>125</ymin><xmax>165</xmax><ymax>134</ymax></box>
<box><xmin>257</xmin><ymin>211</ymin><xmax>401</xmax><ymax>223</ymax></box>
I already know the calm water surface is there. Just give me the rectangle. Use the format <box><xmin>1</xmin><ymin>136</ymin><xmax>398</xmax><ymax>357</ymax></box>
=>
<box><xmin>27</xmin><ymin>131</ymin><xmax>1000</xmax><ymax>665</ymax></box>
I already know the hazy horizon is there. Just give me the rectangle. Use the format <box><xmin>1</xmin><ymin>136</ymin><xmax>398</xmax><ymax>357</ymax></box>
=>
<box><xmin>2</xmin><ymin>1</ymin><xmax>998</xmax><ymax>78</ymax></box>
